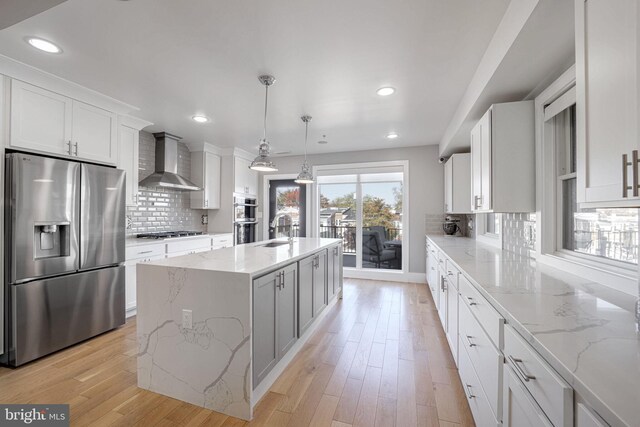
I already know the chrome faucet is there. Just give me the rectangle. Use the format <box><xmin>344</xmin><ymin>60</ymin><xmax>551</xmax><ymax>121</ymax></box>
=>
<box><xmin>270</xmin><ymin>214</ymin><xmax>295</xmax><ymax>246</ymax></box>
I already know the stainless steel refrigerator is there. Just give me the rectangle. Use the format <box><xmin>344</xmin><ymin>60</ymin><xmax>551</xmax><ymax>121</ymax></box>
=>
<box><xmin>2</xmin><ymin>152</ymin><xmax>126</xmax><ymax>366</ymax></box>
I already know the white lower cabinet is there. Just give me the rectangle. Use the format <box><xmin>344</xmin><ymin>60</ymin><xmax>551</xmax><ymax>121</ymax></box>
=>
<box><xmin>458</xmin><ymin>339</ymin><xmax>501</xmax><ymax>427</ymax></box>
<box><xmin>428</xmin><ymin>237</ymin><xmax>580</xmax><ymax>427</ymax></box>
<box><xmin>503</xmin><ymin>325</ymin><xmax>573</xmax><ymax>427</ymax></box>
<box><xmin>503</xmin><ymin>364</ymin><xmax>553</xmax><ymax>427</ymax></box>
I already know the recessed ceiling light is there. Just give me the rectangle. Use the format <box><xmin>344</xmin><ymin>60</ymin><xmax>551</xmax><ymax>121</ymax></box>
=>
<box><xmin>191</xmin><ymin>115</ymin><xmax>210</xmax><ymax>123</ymax></box>
<box><xmin>376</xmin><ymin>87</ymin><xmax>395</xmax><ymax>96</ymax></box>
<box><xmin>386</xmin><ymin>132</ymin><xmax>399</xmax><ymax>140</ymax></box>
<box><xmin>26</xmin><ymin>37</ymin><xmax>62</xmax><ymax>54</ymax></box>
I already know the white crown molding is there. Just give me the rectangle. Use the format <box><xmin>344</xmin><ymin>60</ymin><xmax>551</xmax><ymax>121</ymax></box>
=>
<box><xmin>119</xmin><ymin>115</ymin><xmax>153</xmax><ymax>131</ymax></box>
<box><xmin>217</xmin><ymin>147</ymin><xmax>254</xmax><ymax>160</ymax></box>
<box><xmin>0</xmin><ymin>54</ymin><xmax>138</xmax><ymax>115</ymax></box>
<box><xmin>184</xmin><ymin>141</ymin><xmax>224</xmax><ymax>155</ymax></box>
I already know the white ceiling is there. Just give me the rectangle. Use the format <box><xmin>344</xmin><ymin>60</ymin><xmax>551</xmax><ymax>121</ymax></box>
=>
<box><xmin>0</xmin><ymin>0</ymin><xmax>509</xmax><ymax>155</ymax></box>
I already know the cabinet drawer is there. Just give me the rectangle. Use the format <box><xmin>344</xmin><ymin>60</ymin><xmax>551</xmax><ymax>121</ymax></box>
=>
<box><xmin>458</xmin><ymin>339</ymin><xmax>500</xmax><ymax>427</ymax></box>
<box><xmin>126</xmin><ymin>243</ymin><xmax>165</xmax><ymax>261</ymax></box>
<box><xmin>504</xmin><ymin>325</ymin><xmax>573</xmax><ymax>427</ymax></box>
<box><xmin>211</xmin><ymin>234</ymin><xmax>233</xmax><ymax>247</ymax></box>
<box><xmin>168</xmin><ymin>247</ymin><xmax>211</xmax><ymax>258</ymax></box>
<box><xmin>166</xmin><ymin>237</ymin><xmax>212</xmax><ymax>254</ymax></box>
<box><xmin>459</xmin><ymin>297</ymin><xmax>502</xmax><ymax>419</ymax></box>
<box><xmin>458</xmin><ymin>274</ymin><xmax>504</xmax><ymax>349</ymax></box>
<box><xmin>436</xmin><ymin>250</ymin><xmax>446</xmax><ymax>269</ymax></box>
<box><xmin>444</xmin><ymin>260</ymin><xmax>460</xmax><ymax>290</ymax></box>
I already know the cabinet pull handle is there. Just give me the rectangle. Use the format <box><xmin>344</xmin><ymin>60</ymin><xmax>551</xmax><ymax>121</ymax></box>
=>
<box><xmin>508</xmin><ymin>356</ymin><xmax>536</xmax><ymax>382</ymax></box>
<box><xmin>623</xmin><ymin>153</ymin><xmax>629</xmax><ymax>197</ymax></box>
<box><xmin>633</xmin><ymin>150</ymin><xmax>639</xmax><ymax>197</ymax></box>
<box><xmin>466</xmin><ymin>296</ymin><xmax>477</xmax><ymax>306</ymax></box>
<box><xmin>465</xmin><ymin>335</ymin><xmax>476</xmax><ymax>347</ymax></box>
<box><xmin>465</xmin><ymin>384</ymin><xmax>475</xmax><ymax>399</ymax></box>
<box><xmin>74</xmin><ymin>142</ymin><xmax>79</xmax><ymax>156</ymax></box>
<box><xmin>66</xmin><ymin>141</ymin><xmax>72</xmax><ymax>155</ymax></box>
<box><xmin>447</xmin><ymin>271</ymin><xmax>454</xmax><ymax>276</ymax></box>
<box><xmin>276</xmin><ymin>272</ymin><xmax>282</xmax><ymax>289</ymax></box>
<box><xmin>138</xmin><ymin>250</ymin><xmax>153</xmax><ymax>254</ymax></box>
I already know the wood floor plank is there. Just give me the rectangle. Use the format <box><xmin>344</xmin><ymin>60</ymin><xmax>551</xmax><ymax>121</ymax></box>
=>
<box><xmin>309</xmin><ymin>394</ymin><xmax>340</xmax><ymax>427</ymax></box>
<box><xmin>352</xmin><ymin>366</ymin><xmax>382</xmax><ymax>427</ymax></box>
<box><xmin>374</xmin><ymin>396</ymin><xmax>396</xmax><ymax>427</ymax></box>
<box><xmin>332</xmin><ymin>377</ymin><xmax>363</xmax><ymax>424</ymax></box>
<box><xmin>378</xmin><ymin>339</ymin><xmax>399</xmax><ymax>399</ymax></box>
<box><xmin>324</xmin><ymin>341</ymin><xmax>359</xmax><ymax>397</ymax></box>
<box><xmin>396</xmin><ymin>359</ymin><xmax>418</xmax><ymax>427</ymax></box>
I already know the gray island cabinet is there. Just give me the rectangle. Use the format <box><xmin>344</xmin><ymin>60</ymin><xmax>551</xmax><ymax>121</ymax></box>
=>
<box><xmin>136</xmin><ymin>238</ymin><xmax>342</xmax><ymax>421</ymax></box>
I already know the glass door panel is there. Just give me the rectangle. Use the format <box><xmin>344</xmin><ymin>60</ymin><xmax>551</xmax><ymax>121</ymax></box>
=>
<box><xmin>318</xmin><ymin>181</ymin><xmax>357</xmax><ymax>267</ymax></box>
<box><xmin>360</xmin><ymin>178</ymin><xmax>403</xmax><ymax>270</ymax></box>
<box><xmin>268</xmin><ymin>180</ymin><xmax>306</xmax><ymax>239</ymax></box>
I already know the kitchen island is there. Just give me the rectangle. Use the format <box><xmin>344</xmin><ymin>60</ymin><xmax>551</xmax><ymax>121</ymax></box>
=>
<box><xmin>136</xmin><ymin>238</ymin><xmax>343</xmax><ymax>420</ymax></box>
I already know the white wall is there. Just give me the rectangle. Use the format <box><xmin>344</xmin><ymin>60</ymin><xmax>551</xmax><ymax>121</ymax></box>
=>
<box><xmin>259</xmin><ymin>145</ymin><xmax>443</xmax><ymax>274</ymax></box>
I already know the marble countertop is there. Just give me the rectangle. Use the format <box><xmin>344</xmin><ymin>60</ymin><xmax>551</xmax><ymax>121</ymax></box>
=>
<box><xmin>144</xmin><ymin>237</ymin><xmax>342</xmax><ymax>276</ymax></box>
<box><xmin>427</xmin><ymin>235</ymin><xmax>639</xmax><ymax>426</ymax></box>
<box><xmin>125</xmin><ymin>232</ymin><xmax>233</xmax><ymax>247</ymax></box>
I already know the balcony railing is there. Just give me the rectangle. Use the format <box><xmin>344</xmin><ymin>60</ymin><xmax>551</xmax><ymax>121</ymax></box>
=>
<box><xmin>272</xmin><ymin>224</ymin><xmax>402</xmax><ymax>254</ymax></box>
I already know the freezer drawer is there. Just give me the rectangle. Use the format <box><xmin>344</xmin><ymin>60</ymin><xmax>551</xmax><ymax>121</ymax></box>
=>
<box><xmin>8</xmin><ymin>266</ymin><xmax>125</xmax><ymax>366</ymax></box>
<box><xmin>80</xmin><ymin>163</ymin><xmax>126</xmax><ymax>269</ymax></box>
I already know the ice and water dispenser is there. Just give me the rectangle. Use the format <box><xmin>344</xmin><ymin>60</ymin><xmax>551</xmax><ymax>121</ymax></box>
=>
<box><xmin>34</xmin><ymin>222</ymin><xmax>70</xmax><ymax>259</ymax></box>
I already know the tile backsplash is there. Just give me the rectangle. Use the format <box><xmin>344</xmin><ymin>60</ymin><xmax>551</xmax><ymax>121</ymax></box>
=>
<box><xmin>126</xmin><ymin>131</ymin><xmax>206</xmax><ymax>235</ymax></box>
<box><xmin>502</xmin><ymin>212</ymin><xmax>536</xmax><ymax>256</ymax></box>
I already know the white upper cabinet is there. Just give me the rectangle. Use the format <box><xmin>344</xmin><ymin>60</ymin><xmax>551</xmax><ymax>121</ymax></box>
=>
<box><xmin>10</xmin><ymin>80</ymin><xmax>118</xmax><ymax>165</ymax></box>
<box><xmin>118</xmin><ymin>125</ymin><xmax>139</xmax><ymax>207</ymax></box>
<box><xmin>10</xmin><ymin>79</ymin><xmax>72</xmax><ymax>156</ymax></box>
<box><xmin>234</xmin><ymin>156</ymin><xmax>258</xmax><ymax>196</ymax></box>
<box><xmin>117</xmin><ymin>116</ymin><xmax>151</xmax><ymax>207</ymax></box>
<box><xmin>71</xmin><ymin>100</ymin><xmax>117</xmax><ymax>164</ymax></box>
<box><xmin>470</xmin><ymin>101</ymin><xmax>535</xmax><ymax>213</ymax></box>
<box><xmin>575</xmin><ymin>0</ymin><xmax>640</xmax><ymax>206</ymax></box>
<box><xmin>191</xmin><ymin>151</ymin><xmax>221</xmax><ymax>209</ymax></box>
<box><xmin>444</xmin><ymin>153</ymin><xmax>471</xmax><ymax>214</ymax></box>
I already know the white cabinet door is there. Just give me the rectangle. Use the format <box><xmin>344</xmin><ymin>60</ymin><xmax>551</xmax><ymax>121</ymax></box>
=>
<box><xmin>10</xmin><ymin>80</ymin><xmax>72</xmax><ymax>156</ymax></box>
<box><xmin>470</xmin><ymin>120</ymin><xmax>483</xmax><ymax>212</ymax></box>
<box><xmin>446</xmin><ymin>279</ymin><xmax>458</xmax><ymax>364</ymax></box>
<box><xmin>234</xmin><ymin>156</ymin><xmax>258</xmax><ymax>195</ymax></box>
<box><xmin>437</xmin><ymin>268</ymin><xmax>448</xmax><ymax>331</ymax></box>
<box><xmin>124</xmin><ymin>254</ymin><xmax>164</xmax><ymax>313</ymax></box>
<box><xmin>71</xmin><ymin>100</ymin><xmax>118</xmax><ymax>164</ymax></box>
<box><xmin>576</xmin><ymin>0</ymin><xmax>640</xmax><ymax>206</ymax></box>
<box><xmin>118</xmin><ymin>125</ymin><xmax>139</xmax><ymax>207</ymax></box>
<box><xmin>191</xmin><ymin>151</ymin><xmax>221</xmax><ymax>209</ymax></box>
<box><xmin>502</xmin><ymin>366</ymin><xmax>553</xmax><ymax>427</ymax></box>
<box><xmin>444</xmin><ymin>158</ymin><xmax>453</xmax><ymax>213</ymax></box>
<box><xmin>478</xmin><ymin>109</ymin><xmax>492</xmax><ymax>211</ymax></box>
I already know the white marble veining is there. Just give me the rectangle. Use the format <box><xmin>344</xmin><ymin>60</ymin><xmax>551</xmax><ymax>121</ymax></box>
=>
<box><xmin>427</xmin><ymin>235</ymin><xmax>640</xmax><ymax>426</ymax></box>
<box><xmin>145</xmin><ymin>238</ymin><xmax>342</xmax><ymax>276</ymax></box>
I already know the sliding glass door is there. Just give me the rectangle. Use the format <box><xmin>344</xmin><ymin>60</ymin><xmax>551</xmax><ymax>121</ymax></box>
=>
<box><xmin>316</xmin><ymin>166</ymin><xmax>405</xmax><ymax>272</ymax></box>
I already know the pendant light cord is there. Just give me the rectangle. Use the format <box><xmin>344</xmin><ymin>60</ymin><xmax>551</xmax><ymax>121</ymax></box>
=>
<box><xmin>263</xmin><ymin>85</ymin><xmax>269</xmax><ymax>141</ymax></box>
<box><xmin>304</xmin><ymin>119</ymin><xmax>309</xmax><ymax>161</ymax></box>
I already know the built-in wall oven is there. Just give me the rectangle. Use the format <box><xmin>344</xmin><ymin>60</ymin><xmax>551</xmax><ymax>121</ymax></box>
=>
<box><xmin>234</xmin><ymin>195</ymin><xmax>257</xmax><ymax>245</ymax></box>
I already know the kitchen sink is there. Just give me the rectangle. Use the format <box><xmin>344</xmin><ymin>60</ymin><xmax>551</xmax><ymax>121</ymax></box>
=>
<box><xmin>260</xmin><ymin>241</ymin><xmax>291</xmax><ymax>248</ymax></box>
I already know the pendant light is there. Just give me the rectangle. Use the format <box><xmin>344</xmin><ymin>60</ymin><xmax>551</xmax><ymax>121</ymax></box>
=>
<box><xmin>295</xmin><ymin>115</ymin><xmax>314</xmax><ymax>184</ymax></box>
<box><xmin>250</xmin><ymin>75</ymin><xmax>278</xmax><ymax>172</ymax></box>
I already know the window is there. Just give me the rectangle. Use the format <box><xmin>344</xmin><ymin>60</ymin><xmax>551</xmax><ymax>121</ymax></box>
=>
<box><xmin>485</xmin><ymin>213</ymin><xmax>501</xmax><ymax>236</ymax></box>
<box><xmin>476</xmin><ymin>213</ymin><xmax>502</xmax><ymax>248</ymax></box>
<box><xmin>550</xmin><ymin>92</ymin><xmax>638</xmax><ymax>265</ymax></box>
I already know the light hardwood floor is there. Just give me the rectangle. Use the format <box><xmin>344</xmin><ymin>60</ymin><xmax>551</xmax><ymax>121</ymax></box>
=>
<box><xmin>0</xmin><ymin>278</ymin><xmax>474</xmax><ymax>426</ymax></box>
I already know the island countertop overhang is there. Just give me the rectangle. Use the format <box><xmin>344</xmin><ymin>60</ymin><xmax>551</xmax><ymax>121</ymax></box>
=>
<box><xmin>142</xmin><ymin>237</ymin><xmax>342</xmax><ymax>277</ymax></box>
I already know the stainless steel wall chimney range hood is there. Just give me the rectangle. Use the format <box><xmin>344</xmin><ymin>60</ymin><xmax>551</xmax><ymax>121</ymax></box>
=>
<box><xmin>138</xmin><ymin>132</ymin><xmax>201</xmax><ymax>191</ymax></box>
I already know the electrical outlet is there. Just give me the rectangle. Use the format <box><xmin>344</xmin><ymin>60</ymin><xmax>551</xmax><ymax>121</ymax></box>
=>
<box><xmin>182</xmin><ymin>309</ymin><xmax>193</xmax><ymax>329</ymax></box>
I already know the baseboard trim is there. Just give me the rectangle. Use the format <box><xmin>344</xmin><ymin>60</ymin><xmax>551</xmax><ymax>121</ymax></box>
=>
<box><xmin>343</xmin><ymin>269</ymin><xmax>426</xmax><ymax>284</ymax></box>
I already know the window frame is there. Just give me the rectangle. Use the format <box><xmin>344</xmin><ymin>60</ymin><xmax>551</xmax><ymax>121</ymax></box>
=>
<box><xmin>476</xmin><ymin>212</ymin><xmax>502</xmax><ymax>248</ymax></box>
<box><xmin>536</xmin><ymin>65</ymin><xmax>637</xmax><ymax>294</ymax></box>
